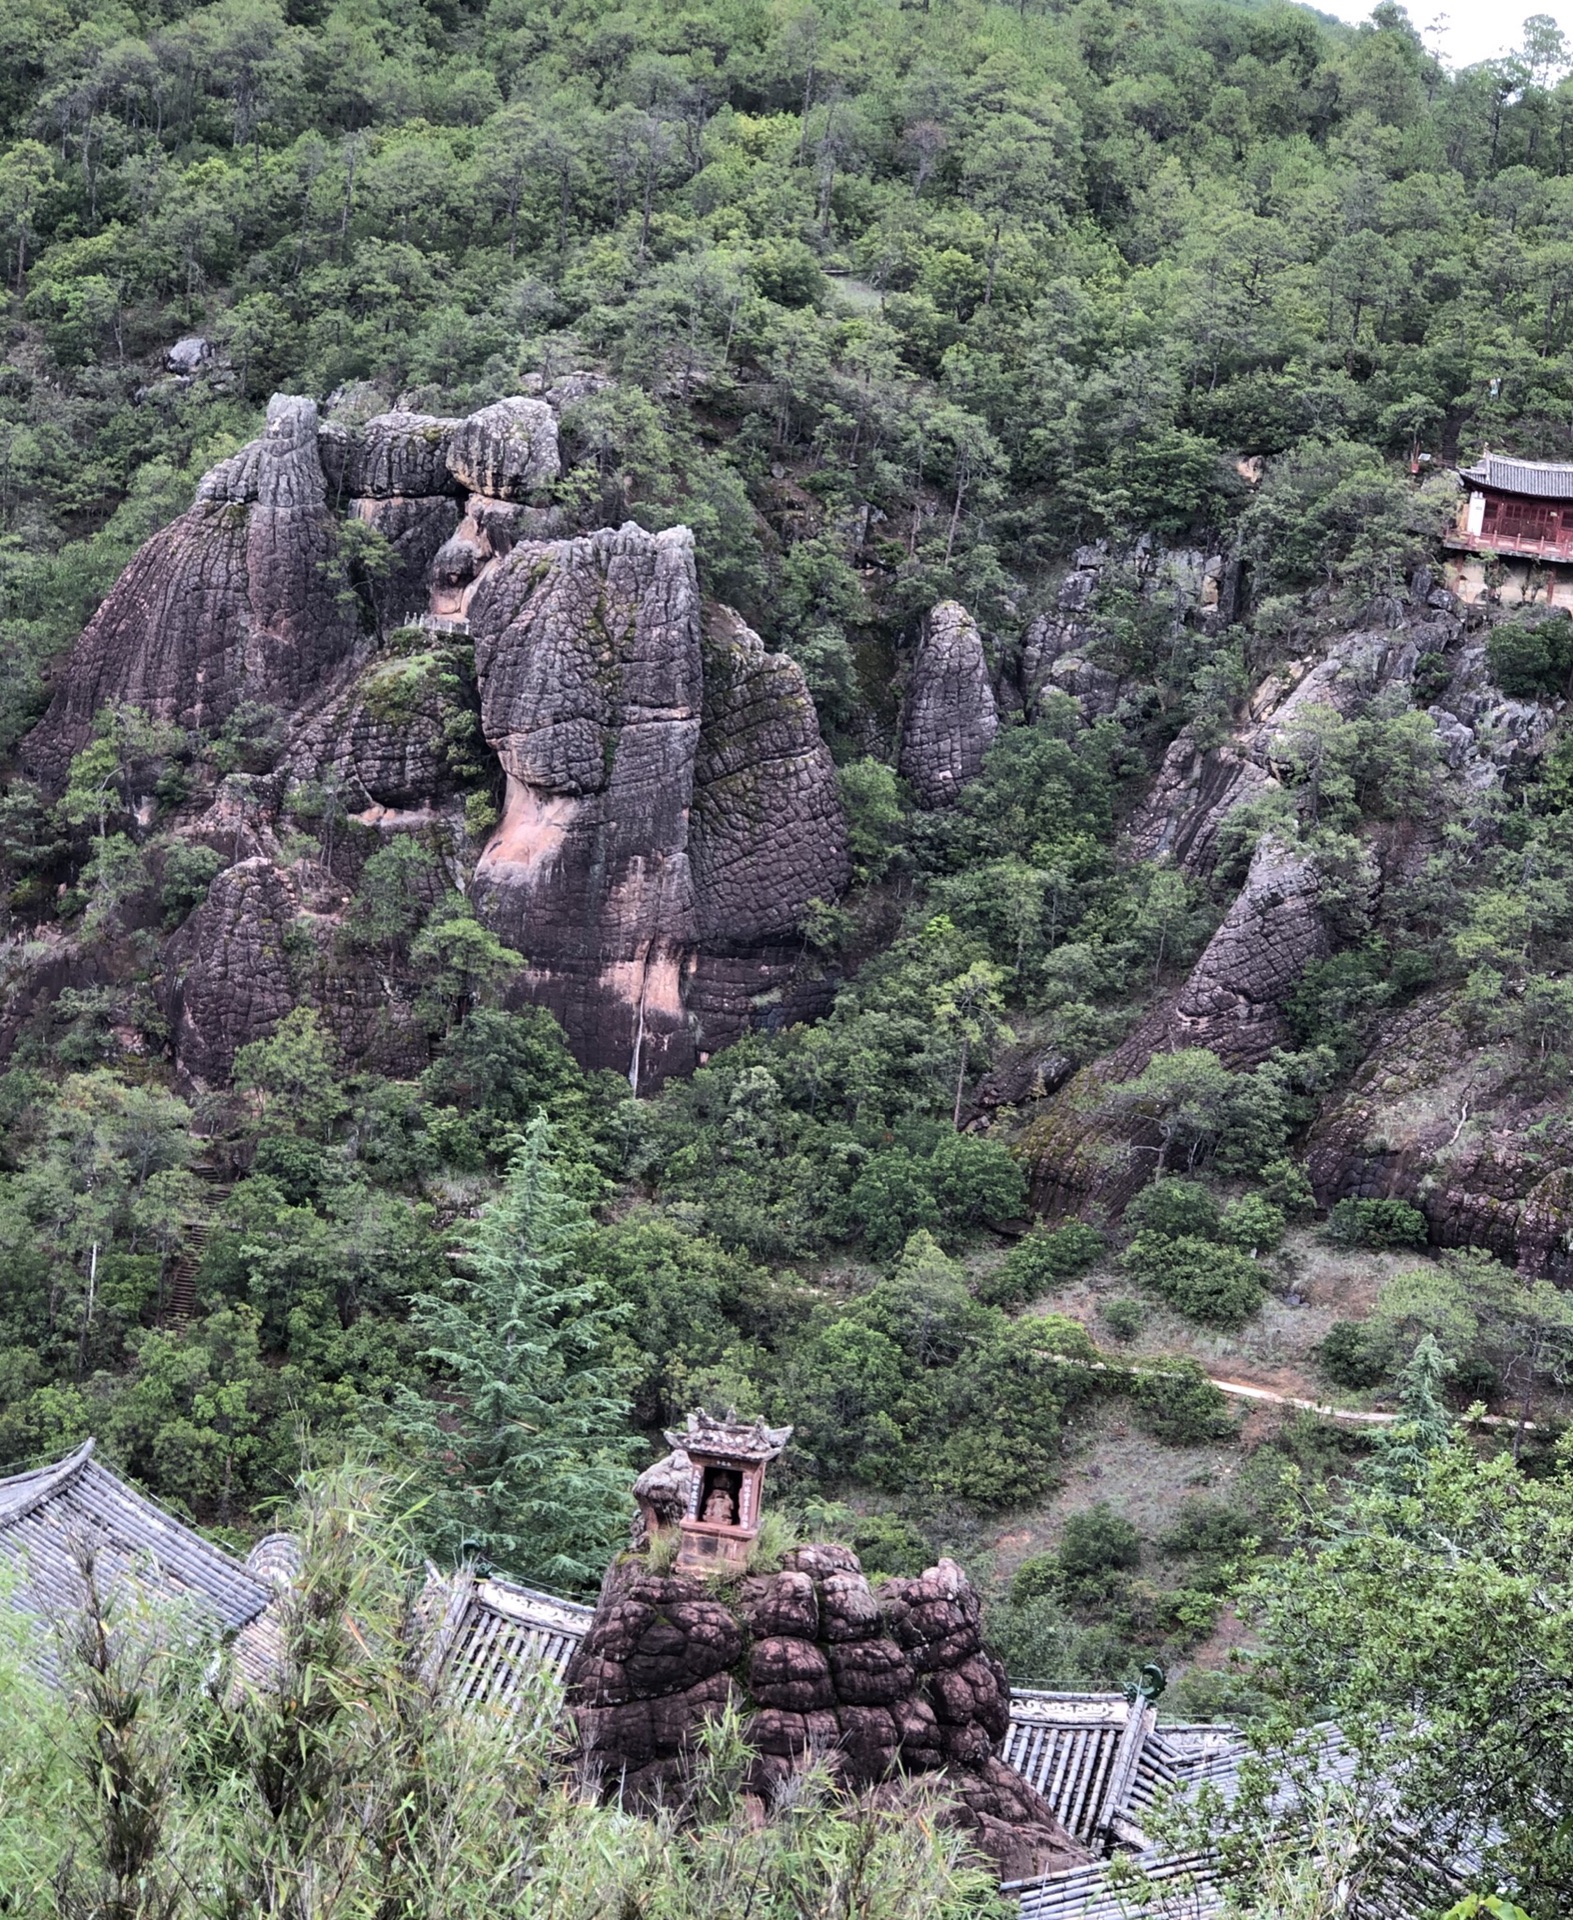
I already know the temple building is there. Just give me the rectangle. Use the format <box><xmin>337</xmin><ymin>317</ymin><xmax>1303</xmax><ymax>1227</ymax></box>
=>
<box><xmin>0</xmin><ymin>1434</ymin><xmax>1475</xmax><ymax>1917</ymax></box>
<box><xmin>1446</xmin><ymin>453</ymin><xmax>1573</xmax><ymax>607</ymax></box>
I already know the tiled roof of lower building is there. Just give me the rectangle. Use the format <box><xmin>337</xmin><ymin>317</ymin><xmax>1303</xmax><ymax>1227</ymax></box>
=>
<box><xmin>0</xmin><ymin>1440</ymin><xmax>272</xmax><ymax>1677</ymax></box>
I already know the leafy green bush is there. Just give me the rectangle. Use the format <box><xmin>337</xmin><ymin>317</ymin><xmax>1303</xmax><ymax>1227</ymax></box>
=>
<box><xmin>1318</xmin><ymin>1319</ymin><xmax>1392</xmax><ymax>1388</ymax></box>
<box><xmin>1259</xmin><ymin>1158</ymin><xmax>1317</xmax><ymax>1217</ymax></box>
<box><xmin>1166</xmin><ymin>1664</ymin><xmax>1270</xmax><ymax>1724</ymax></box>
<box><xmin>1159</xmin><ymin>1498</ymin><xmax>1256</xmax><ymax>1572</ymax></box>
<box><xmin>1485</xmin><ymin>614</ymin><xmax>1573</xmax><ymax>700</ymax></box>
<box><xmin>1325</xmin><ymin>1197</ymin><xmax>1428</xmax><ymax>1250</ymax></box>
<box><xmin>1010</xmin><ymin>1552</ymin><xmax>1061</xmax><ymax>1606</ymax></box>
<box><xmin>1131</xmin><ymin>1360</ymin><xmax>1239</xmax><ymax>1444</ymax></box>
<box><xmin>1122</xmin><ymin>1233</ymin><xmax>1265</xmax><ymax>1327</ymax></box>
<box><xmin>1056</xmin><ymin>1503</ymin><xmax>1141</xmax><ymax>1582</ymax></box>
<box><xmin>850</xmin><ymin>1515</ymin><xmax>933</xmax><ymax>1580</ymax></box>
<box><xmin>977</xmin><ymin>1220</ymin><xmax>1104</xmax><ymax>1309</ymax></box>
<box><xmin>1100</xmin><ymin>1296</ymin><xmax>1145</xmax><ymax>1342</ymax></box>
<box><xmin>1218</xmin><ymin>1194</ymin><xmax>1285</xmax><ymax>1254</ymax></box>
<box><xmin>1124</xmin><ymin>1178</ymin><xmax>1220</xmax><ymax>1241</ymax></box>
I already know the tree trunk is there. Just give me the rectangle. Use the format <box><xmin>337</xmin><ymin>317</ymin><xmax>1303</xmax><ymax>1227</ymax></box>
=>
<box><xmin>944</xmin><ymin>467</ymin><xmax>967</xmax><ymax>563</ymax></box>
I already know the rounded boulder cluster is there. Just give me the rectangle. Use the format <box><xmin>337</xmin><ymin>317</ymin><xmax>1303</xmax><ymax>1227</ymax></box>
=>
<box><xmin>564</xmin><ymin>1543</ymin><xmax>1087</xmax><ymax>1881</ymax></box>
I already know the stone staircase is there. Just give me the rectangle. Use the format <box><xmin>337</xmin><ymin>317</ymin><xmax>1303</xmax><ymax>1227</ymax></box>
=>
<box><xmin>158</xmin><ymin>1162</ymin><xmax>232</xmax><ymax>1330</ymax></box>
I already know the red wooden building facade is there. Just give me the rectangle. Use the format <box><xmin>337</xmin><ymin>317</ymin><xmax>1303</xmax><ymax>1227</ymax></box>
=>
<box><xmin>1451</xmin><ymin>454</ymin><xmax>1573</xmax><ymax>562</ymax></box>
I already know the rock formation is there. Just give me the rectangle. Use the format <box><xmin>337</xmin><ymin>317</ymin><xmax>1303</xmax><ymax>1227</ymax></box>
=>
<box><xmin>898</xmin><ymin>601</ymin><xmax>998</xmax><ymax>807</ymax></box>
<box><xmin>24</xmin><ymin>385</ymin><xmax>848</xmax><ymax>1091</ymax></box>
<box><xmin>470</xmin><ymin>527</ymin><xmax>847</xmax><ymax>1086</ymax></box>
<box><xmin>1302</xmin><ymin>993</ymin><xmax>1573</xmax><ymax>1277</ymax></box>
<box><xmin>26</xmin><ymin>396</ymin><xmax>360</xmax><ymax>775</ymax></box>
<box><xmin>566</xmin><ymin>1544</ymin><xmax>1088</xmax><ymax>1882</ymax></box>
<box><xmin>164</xmin><ymin>857</ymin><xmax>298</xmax><ymax>1085</ymax></box>
<box><xmin>1022</xmin><ymin>542</ymin><xmax>1239</xmax><ymax>726</ymax></box>
<box><xmin>1024</xmin><ymin>834</ymin><xmax>1336</xmax><ymax>1216</ymax></box>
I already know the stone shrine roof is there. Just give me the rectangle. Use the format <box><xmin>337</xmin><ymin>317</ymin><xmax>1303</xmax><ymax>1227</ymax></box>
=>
<box><xmin>662</xmin><ymin>1408</ymin><xmax>793</xmax><ymax>1463</ymax></box>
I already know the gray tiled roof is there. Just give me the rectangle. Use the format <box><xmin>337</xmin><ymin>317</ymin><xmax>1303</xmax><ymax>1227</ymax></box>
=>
<box><xmin>1460</xmin><ymin>454</ymin><xmax>1573</xmax><ymax>499</ymax></box>
<box><xmin>425</xmin><ymin>1568</ymin><xmax>593</xmax><ymax>1711</ymax></box>
<box><xmin>0</xmin><ymin>1440</ymin><xmax>272</xmax><ymax>1675</ymax></box>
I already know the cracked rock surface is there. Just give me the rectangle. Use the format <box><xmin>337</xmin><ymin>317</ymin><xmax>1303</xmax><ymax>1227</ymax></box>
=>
<box><xmin>565</xmin><ymin>1545</ymin><xmax>1088</xmax><ymax>1880</ymax></box>
<box><xmin>898</xmin><ymin>600</ymin><xmax>998</xmax><ymax>807</ymax></box>
<box><xmin>28</xmin><ymin>395</ymin><xmax>359</xmax><ymax>774</ymax></box>
<box><xmin>1024</xmin><ymin>835</ymin><xmax>1335</xmax><ymax>1217</ymax></box>
<box><xmin>469</xmin><ymin>526</ymin><xmax>845</xmax><ymax>1086</ymax></box>
<box><xmin>163</xmin><ymin>857</ymin><xmax>298</xmax><ymax>1084</ymax></box>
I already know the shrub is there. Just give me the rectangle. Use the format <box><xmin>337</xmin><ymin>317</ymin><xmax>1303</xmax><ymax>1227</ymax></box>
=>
<box><xmin>1010</xmin><ymin>1552</ymin><xmax>1061</xmax><ymax>1606</ymax></box>
<box><xmin>1124</xmin><ymin>1177</ymin><xmax>1220</xmax><ymax>1242</ymax></box>
<box><xmin>1259</xmin><ymin>1157</ymin><xmax>1316</xmax><ymax>1217</ymax></box>
<box><xmin>1159</xmin><ymin>1498</ymin><xmax>1256</xmax><ymax>1567</ymax></box>
<box><xmin>1217</xmin><ymin>1194</ymin><xmax>1285</xmax><ymax>1254</ymax></box>
<box><xmin>1318</xmin><ymin>1319</ymin><xmax>1391</xmax><ymax>1388</ymax></box>
<box><xmin>847</xmin><ymin>1150</ymin><xmax>941</xmax><ymax>1259</ymax></box>
<box><xmin>926</xmin><ymin>1132</ymin><xmax>1028</xmax><ymax>1231</ymax></box>
<box><xmin>1056</xmin><ymin>1503</ymin><xmax>1141</xmax><ymax>1582</ymax></box>
<box><xmin>1167</xmin><ymin>1664</ymin><xmax>1269</xmax><ymax>1723</ymax></box>
<box><xmin>1122</xmin><ymin>1233</ymin><xmax>1265</xmax><ymax>1328</ymax></box>
<box><xmin>1325</xmin><ymin>1197</ymin><xmax>1427</xmax><ymax>1250</ymax></box>
<box><xmin>977</xmin><ymin>1220</ymin><xmax>1105</xmax><ymax>1309</ymax></box>
<box><xmin>1485</xmin><ymin>614</ymin><xmax>1573</xmax><ymax>700</ymax></box>
<box><xmin>1100</xmin><ymin>1296</ymin><xmax>1145</xmax><ymax>1342</ymax></box>
<box><xmin>1130</xmin><ymin>1359</ymin><xmax>1239</xmax><ymax>1444</ymax></box>
<box><xmin>851</xmin><ymin>1515</ymin><xmax>933</xmax><ymax>1580</ymax></box>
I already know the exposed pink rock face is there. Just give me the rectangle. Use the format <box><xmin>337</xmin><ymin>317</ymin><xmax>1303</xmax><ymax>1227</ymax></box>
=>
<box><xmin>565</xmin><ymin>1545</ymin><xmax>1088</xmax><ymax>1880</ymax></box>
<box><xmin>898</xmin><ymin>600</ymin><xmax>998</xmax><ymax>808</ymax></box>
<box><xmin>28</xmin><ymin>396</ymin><xmax>359</xmax><ymax>775</ymax></box>
<box><xmin>469</xmin><ymin>525</ymin><xmax>846</xmax><ymax>1086</ymax></box>
<box><xmin>467</xmin><ymin>522</ymin><xmax>703</xmax><ymax>1086</ymax></box>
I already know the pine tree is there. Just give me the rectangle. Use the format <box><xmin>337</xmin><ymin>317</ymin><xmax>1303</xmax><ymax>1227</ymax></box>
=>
<box><xmin>395</xmin><ymin>1116</ymin><xmax>635</xmax><ymax>1591</ymax></box>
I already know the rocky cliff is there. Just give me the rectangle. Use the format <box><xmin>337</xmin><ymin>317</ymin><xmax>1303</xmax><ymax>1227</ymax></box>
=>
<box><xmin>566</xmin><ymin>1543</ymin><xmax>1088</xmax><ymax>1882</ymax></box>
<box><xmin>20</xmin><ymin>387</ymin><xmax>847</xmax><ymax>1088</ymax></box>
<box><xmin>1013</xmin><ymin>561</ymin><xmax>1571</xmax><ymax>1260</ymax></box>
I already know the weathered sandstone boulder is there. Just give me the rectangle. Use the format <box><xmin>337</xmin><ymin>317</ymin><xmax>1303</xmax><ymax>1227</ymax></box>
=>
<box><xmin>23</xmin><ymin>387</ymin><xmax>847</xmax><ymax>1091</ymax></box>
<box><xmin>446</xmin><ymin>396</ymin><xmax>559</xmax><ymax>500</ymax></box>
<box><xmin>469</xmin><ymin>525</ymin><xmax>845</xmax><ymax>1086</ymax></box>
<box><xmin>898</xmin><ymin>601</ymin><xmax>998</xmax><ymax>807</ymax></box>
<box><xmin>343</xmin><ymin>410</ymin><xmax>462</xmax><ymax>499</ymax></box>
<box><xmin>27</xmin><ymin>396</ymin><xmax>359</xmax><ymax>774</ymax></box>
<box><xmin>565</xmin><ymin>1546</ymin><xmax>1087</xmax><ymax>1880</ymax></box>
<box><xmin>163</xmin><ymin>857</ymin><xmax>298</xmax><ymax>1084</ymax></box>
<box><xmin>1024</xmin><ymin>836</ymin><xmax>1335</xmax><ymax>1216</ymax></box>
<box><xmin>1303</xmin><ymin>993</ymin><xmax>1573</xmax><ymax>1277</ymax></box>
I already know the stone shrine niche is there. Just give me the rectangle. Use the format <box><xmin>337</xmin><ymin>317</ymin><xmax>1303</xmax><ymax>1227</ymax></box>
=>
<box><xmin>657</xmin><ymin>1409</ymin><xmax>792</xmax><ymax>1572</ymax></box>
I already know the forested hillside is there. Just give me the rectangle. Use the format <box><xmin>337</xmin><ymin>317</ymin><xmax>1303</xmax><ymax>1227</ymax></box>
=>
<box><xmin>6</xmin><ymin>0</ymin><xmax>1573</xmax><ymax>1905</ymax></box>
